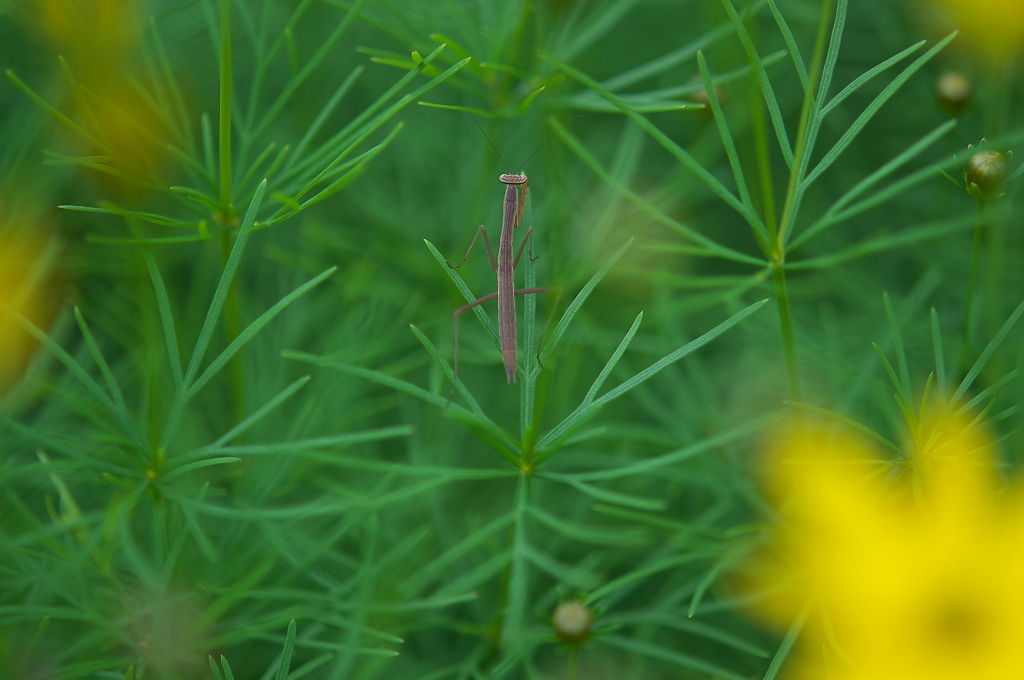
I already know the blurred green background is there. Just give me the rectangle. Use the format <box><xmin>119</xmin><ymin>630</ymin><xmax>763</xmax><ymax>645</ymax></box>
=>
<box><xmin>1</xmin><ymin>0</ymin><xmax>1021</xmax><ymax>678</ymax></box>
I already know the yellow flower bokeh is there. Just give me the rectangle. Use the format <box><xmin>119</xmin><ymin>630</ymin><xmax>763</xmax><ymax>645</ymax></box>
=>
<box><xmin>922</xmin><ymin>0</ymin><xmax>1024</xmax><ymax>60</ymax></box>
<box><xmin>26</xmin><ymin>0</ymin><xmax>167</xmax><ymax>186</ymax></box>
<box><xmin>738</xmin><ymin>414</ymin><xmax>1024</xmax><ymax>680</ymax></box>
<box><xmin>35</xmin><ymin>0</ymin><xmax>140</xmax><ymax>79</ymax></box>
<box><xmin>0</xmin><ymin>229</ymin><xmax>60</xmax><ymax>396</ymax></box>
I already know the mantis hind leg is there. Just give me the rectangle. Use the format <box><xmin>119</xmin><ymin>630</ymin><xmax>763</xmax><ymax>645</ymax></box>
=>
<box><xmin>446</xmin><ymin>286</ymin><xmax>555</xmax><ymax>406</ymax></box>
<box><xmin>447</xmin><ymin>291</ymin><xmax>500</xmax><ymax>408</ymax></box>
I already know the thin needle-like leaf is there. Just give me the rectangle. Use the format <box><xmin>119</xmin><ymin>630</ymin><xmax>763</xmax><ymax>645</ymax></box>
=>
<box><xmin>137</xmin><ymin>229</ymin><xmax>183</xmax><ymax>389</ymax></box>
<box><xmin>273</xmin><ymin>620</ymin><xmax>297</xmax><ymax>680</ymax></box>
<box><xmin>784</xmin><ymin>402</ymin><xmax>903</xmax><ymax>455</ymax></box>
<box><xmin>803</xmin><ymin>32</ymin><xmax>956</xmax><ymax>187</ymax></box>
<box><xmin>204</xmin><ymin>427</ymin><xmax>414</xmax><ymax>457</ymax></box>
<box><xmin>956</xmin><ymin>370</ymin><xmax>1018</xmax><ymax>417</ymax></box>
<box><xmin>820</xmin><ymin>40</ymin><xmax>925</xmax><ymax>116</ymax></box>
<box><xmin>290</xmin><ymin>66</ymin><xmax>364</xmax><ymax>165</ymax></box>
<box><xmin>149</xmin><ymin>17</ymin><xmax>193</xmax><ymax>151</ymax></box>
<box><xmin>61</xmin><ymin>204</ymin><xmax>205</xmax><ymax>228</ymax></box>
<box><xmin>198</xmin><ymin>375</ymin><xmax>310</xmax><ymax>452</ymax></box>
<box><xmin>539</xmin><ymin>240</ymin><xmax>633</xmax><ymax>367</ymax></box>
<box><xmin>792</xmin><ymin>119</ymin><xmax>956</xmax><ymax>250</ymax></box>
<box><xmin>547</xmin><ymin>57</ymin><xmax>766</xmax><ymax>235</ymax></box>
<box><xmin>719</xmin><ymin>0</ymin><xmax>793</xmax><ymax>167</ymax></box>
<box><xmin>528</xmin><ymin>312</ymin><xmax>642</xmax><ymax>462</ymax></box>
<box><xmin>252</xmin><ymin>0</ymin><xmax>369</xmax><ymax>139</ymax></box>
<box><xmin>74</xmin><ymin>308</ymin><xmax>144</xmax><ymax>446</ymax></box>
<box><xmin>558</xmin><ymin>0</ymin><xmax>640</xmax><ymax>60</ymax></box>
<box><xmin>582</xmin><ymin>311</ymin><xmax>644</xmax><ymax>404</ymax></box>
<box><xmin>697</xmin><ymin>51</ymin><xmax>765</xmax><ymax>251</ymax></box>
<box><xmin>550</xmin><ymin>118</ymin><xmax>765</xmax><ymax>266</ymax></box>
<box><xmin>601</xmin><ymin>9</ymin><xmax>758</xmax><ymax>91</ymax></box>
<box><xmin>188</xmin><ymin>266</ymin><xmax>335</xmax><ymax>398</ymax></box>
<box><xmin>931</xmin><ymin>308</ymin><xmax>946</xmax><ymax>396</ymax></box>
<box><xmin>6</xmin><ymin>70</ymin><xmax>105</xmax><ymax>150</ymax></box>
<box><xmin>161</xmin><ymin>457</ymin><xmax>242</xmax><ymax>482</ymax></box>
<box><xmin>538</xmin><ymin>300</ymin><xmax>768</xmax><ymax>456</ymax></box>
<box><xmin>282</xmin><ymin>46</ymin><xmax>468</xmax><ymax>183</ymax></box>
<box><xmin>816</xmin><ymin>0</ymin><xmax>848</xmax><ymax>109</ymax></box>
<box><xmin>787</xmin><ymin>217</ymin><xmax>970</xmax><ymax>270</ymax></box>
<box><xmin>409</xmin><ymin>324</ymin><xmax>487</xmax><ymax>416</ymax></box>
<box><xmin>883</xmin><ymin>293</ymin><xmax>911</xmax><ymax>395</ymax></box>
<box><xmin>183</xmin><ymin>179</ymin><xmax>267</xmax><ymax>390</ymax></box>
<box><xmin>501</xmin><ymin>475</ymin><xmax>531</xmax><ymax>651</ymax></box>
<box><xmin>762</xmin><ymin>607</ymin><xmax>809</xmax><ymax>680</ymax></box>
<box><xmin>424</xmin><ymin>239</ymin><xmax>499</xmax><ymax>345</ymax></box>
<box><xmin>11</xmin><ymin>312</ymin><xmax>131</xmax><ymax>448</ymax></box>
<box><xmin>601</xmin><ymin>635</ymin><xmax>748</xmax><ymax>680</ymax></box>
<box><xmin>282</xmin><ymin>351</ymin><xmax>520</xmax><ymax>466</ymax></box>
<box><xmin>401</xmin><ymin>513</ymin><xmax>513</xmax><ymax>595</ymax></box>
<box><xmin>953</xmin><ymin>301</ymin><xmax>1024</xmax><ymax>404</ymax></box>
<box><xmin>536</xmin><ymin>473</ymin><xmax>667</xmax><ymax>511</ymax></box>
<box><xmin>767</xmin><ymin>0</ymin><xmax>808</xmax><ymax>90</ymax></box>
<box><xmin>560</xmin><ymin>52</ymin><xmax>786</xmax><ymax>114</ymax></box>
<box><xmin>595</xmin><ymin>299</ymin><xmax>767</xmax><ymax>406</ymax></box>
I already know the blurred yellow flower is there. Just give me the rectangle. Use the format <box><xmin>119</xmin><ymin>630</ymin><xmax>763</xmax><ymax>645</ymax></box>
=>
<box><xmin>88</xmin><ymin>83</ymin><xmax>169</xmax><ymax>182</ymax></box>
<box><xmin>35</xmin><ymin>0</ymin><xmax>140</xmax><ymax>78</ymax></box>
<box><xmin>0</xmin><ymin>231</ymin><xmax>59</xmax><ymax>396</ymax></box>
<box><xmin>924</xmin><ymin>0</ymin><xmax>1024</xmax><ymax>59</ymax></box>
<box><xmin>28</xmin><ymin>0</ymin><xmax>166</xmax><ymax>185</ymax></box>
<box><xmin>738</xmin><ymin>414</ymin><xmax>1024</xmax><ymax>680</ymax></box>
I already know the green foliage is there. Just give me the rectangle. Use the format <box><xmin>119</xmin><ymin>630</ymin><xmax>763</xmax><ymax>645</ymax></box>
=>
<box><xmin>1</xmin><ymin>0</ymin><xmax>1022</xmax><ymax>679</ymax></box>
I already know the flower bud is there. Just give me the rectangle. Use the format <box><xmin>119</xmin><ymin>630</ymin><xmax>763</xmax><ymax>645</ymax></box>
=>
<box><xmin>965</xmin><ymin>150</ymin><xmax>1008</xmax><ymax>200</ymax></box>
<box><xmin>935</xmin><ymin>71</ymin><xmax>972</xmax><ymax>113</ymax></box>
<box><xmin>551</xmin><ymin>601</ymin><xmax>592</xmax><ymax>645</ymax></box>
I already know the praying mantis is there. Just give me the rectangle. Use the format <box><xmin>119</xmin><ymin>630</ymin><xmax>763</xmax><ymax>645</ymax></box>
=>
<box><xmin>444</xmin><ymin>137</ymin><xmax>549</xmax><ymax>395</ymax></box>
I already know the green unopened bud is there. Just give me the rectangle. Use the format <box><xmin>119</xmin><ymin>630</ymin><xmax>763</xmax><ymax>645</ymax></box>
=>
<box><xmin>936</xmin><ymin>71</ymin><xmax>972</xmax><ymax>113</ymax></box>
<box><xmin>552</xmin><ymin>601</ymin><xmax>592</xmax><ymax>645</ymax></box>
<box><xmin>965</xmin><ymin>150</ymin><xmax>1008</xmax><ymax>200</ymax></box>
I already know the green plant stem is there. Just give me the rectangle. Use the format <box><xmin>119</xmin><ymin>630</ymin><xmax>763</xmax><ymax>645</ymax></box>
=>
<box><xmin>218</xmin><ymin>0</ymin><xmax>232</xmax><ymax>215</ymax></box>
<box><xmin>488</xmin><ymin>472</ymin><xmax>530</xmax><ymax>670</ymax></box>
<box><xmin>521</xmin><ymin>215</ymin><xmax>538</xmax><ymax>452</ymax></box>
<box><xmin>219</xmin><ymin>228</ymin><xmax>245</xmax><ymax>424</ymax></box>
<box><xmin>747</xmin><ymin>6</ymin><xmax>777</xmax><ymax>245</ymax></box>
<box><xmin>961</xmin><ymin>200</ymin><xmax>986</xmax><ymax>370</ymax></box>
<box><xmin>218</xmin><ymin>0</ymin><xmax>244</xmax><ymax>423</ymax></box>
<box><xmin>772</xmin><ymin>262</ymin><xmax>802</xmax><ymax>401</ymax></box>
<box><xmin>568</xmin><ymin>646</ymin><xmax>578</xmax><ymax>680</ymax></box>
<box><xmin>753</xmin><ymin>79</ymin><xmax>778</xmax><ymax>244</ymax></box>
<box><xmin>775</xmin><ymin>0</ymin><xmax>833</xmax><ymax>248</ymax></box>
<box><xmin>766</xmin><ymin>0</ymin><xmax>832</xmax><ymax>402</ymax></box>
